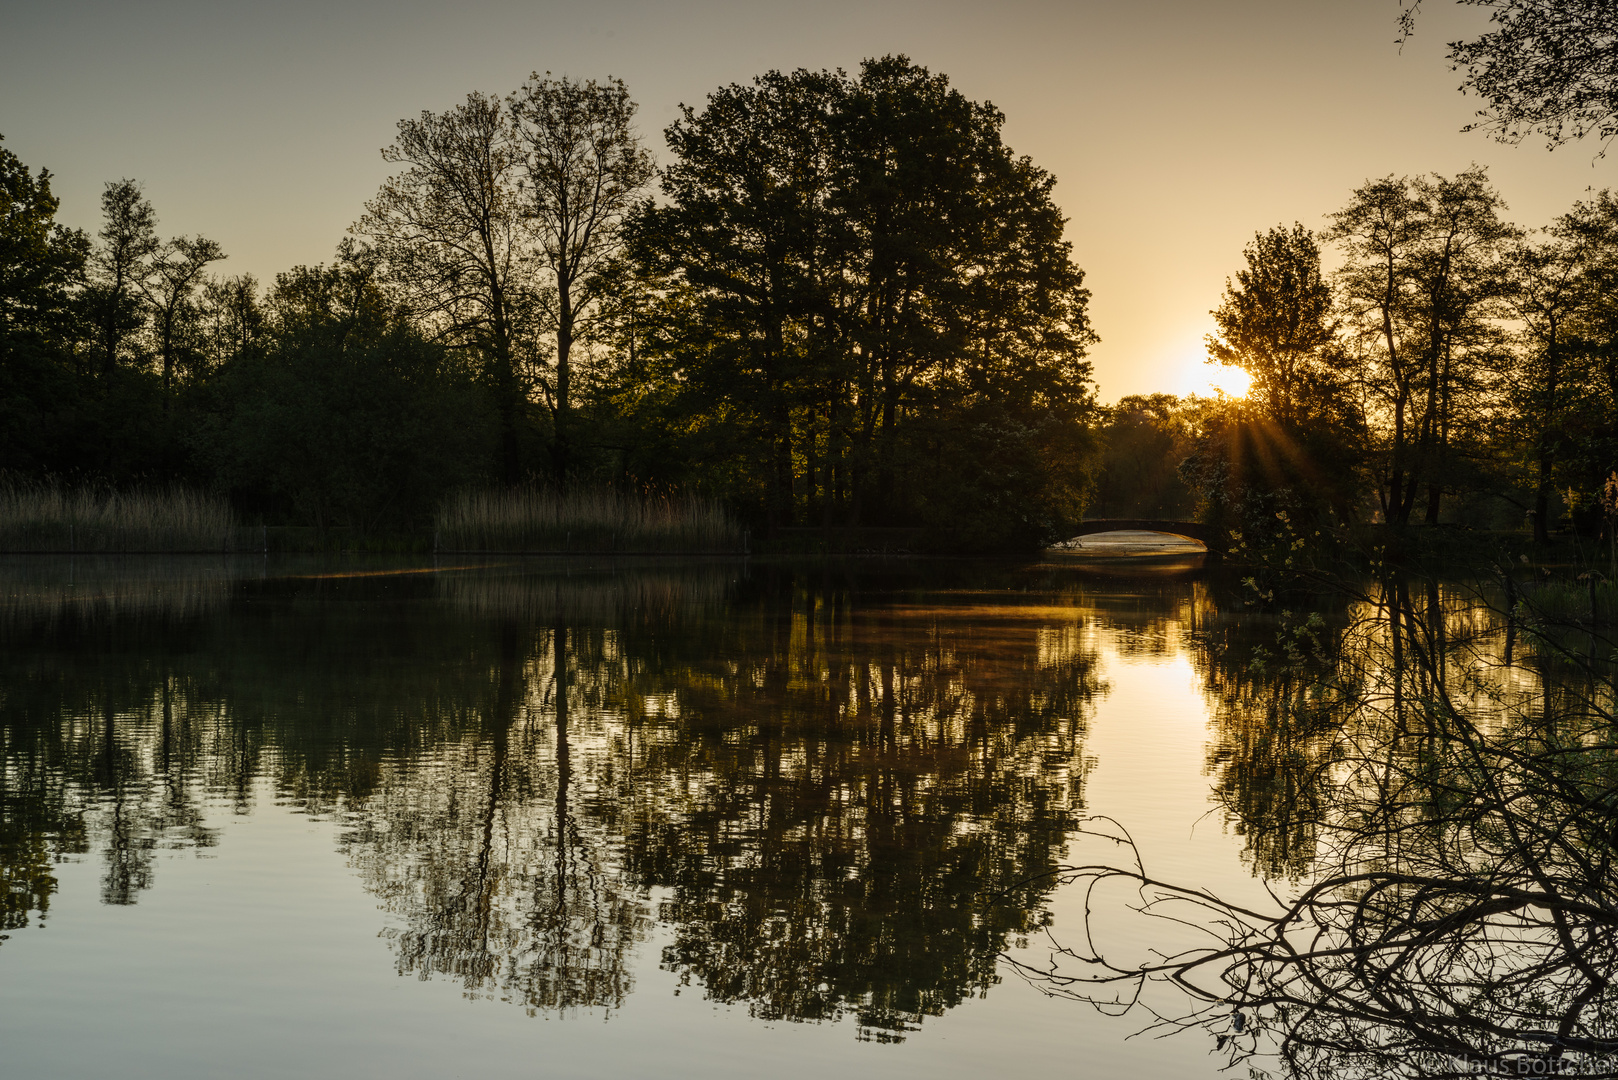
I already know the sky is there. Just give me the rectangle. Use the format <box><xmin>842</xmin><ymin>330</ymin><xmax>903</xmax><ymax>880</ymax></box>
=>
<box><xmin>3</xmin><ymin>0</ymin><xmax>1614</xmax><ymax>402</ymax></box>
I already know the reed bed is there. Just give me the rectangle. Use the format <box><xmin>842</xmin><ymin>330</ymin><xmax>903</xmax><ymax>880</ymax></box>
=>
<box><xmin>0</xmin><ymin>484</ymin><xmax>239</xmax><ymax>553</ymax></box>
<box><xmin>435</xmin><ymin>489</ymin><xmax>745</xmax><ymax>554</ymax></box>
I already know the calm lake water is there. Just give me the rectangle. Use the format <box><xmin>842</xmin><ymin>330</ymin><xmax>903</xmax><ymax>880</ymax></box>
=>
<box><xmin>0</xmin><ymin>554</ymin><xmax>1554</xmax><ymax>1079</ymax></box>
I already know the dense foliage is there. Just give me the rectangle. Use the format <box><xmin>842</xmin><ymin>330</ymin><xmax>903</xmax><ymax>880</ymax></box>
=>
<box><xmin>617</xmin><ymin>59</ymin><xmax>1099</xmax><ymax>548</ymax></box>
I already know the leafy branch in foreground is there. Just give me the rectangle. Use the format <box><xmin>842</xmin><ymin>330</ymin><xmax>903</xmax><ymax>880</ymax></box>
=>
<box><xmin>1401</xmin><ymin>0</ymin><xmax>1618</xmax><ymax>152</ymax></box>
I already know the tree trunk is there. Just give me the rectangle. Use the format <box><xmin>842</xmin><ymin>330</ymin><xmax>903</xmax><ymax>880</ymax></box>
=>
<box><xmin>1534</xmin><ymin>340</ymin><xmax>1561</xmax><ymax>545</ymax></box>
<box><xmin>554</xmin><ymin>284</ymin><xmax>573</xmax><ymax>486</ymax></box>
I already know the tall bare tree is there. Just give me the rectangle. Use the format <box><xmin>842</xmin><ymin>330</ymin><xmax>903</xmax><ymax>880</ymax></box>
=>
<box><xmin>357</xmin><ymin>93</ymin><xmax>535</xmax><ymax>484</ymax></box>
<box><xmin>510</xmin><ymin>74</ymin><xmax>653</xmax><ymax>484</ymax></box>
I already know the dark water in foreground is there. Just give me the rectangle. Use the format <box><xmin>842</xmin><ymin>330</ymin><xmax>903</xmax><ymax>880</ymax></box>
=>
<box><xmin>1</xmin><ymin>555</ymin><xmax>1590</xmax><ymax>1079</ymax></box>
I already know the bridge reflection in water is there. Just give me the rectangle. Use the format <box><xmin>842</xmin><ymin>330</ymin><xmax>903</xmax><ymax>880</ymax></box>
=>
<box><xmin>1047</xmin><ymin>520</ymin><xmax>1214</xmax><ymax>560</ymax></box>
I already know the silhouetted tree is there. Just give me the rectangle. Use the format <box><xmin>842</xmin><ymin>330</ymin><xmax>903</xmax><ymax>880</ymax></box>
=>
<box><xmin>357</xmin><ymin>94</ymin><xmax>537</xmax><ymax>484</ymax></box>
<box><xmin>1088</xmin><ymin>394</ymin><xmax>1201</xmax><ymax>519</ymax></box>
<box><xmin>196</xmin><ymin>273</ymin><xmax>263</xmax><ymax>373</ymax></box>
<box><xmin>143</xmin><ymin>235</ymin><xmax>224</xmax><ymax>402</ymax></box>
<box><xmin>0</xmin><ymin>136</ymin><xmax>88</xmax><ymax>475</ymax></box>
<box><xmin>1180</xmin><ymin>226</ymin><xmax>1364</xmax><ymax>549</ymax></box>
<box><xmin>202</xmin><ymin>249</ymin><xmax>491</xmax><ymax>530</ymax></box>
<box><xmin>1207</xmin><ymin>224</ymin><xmax>1340</xmax><ymax>428</ymax></box>
<box><xmin>84</xmin><ymin>179</ymin><xmax>157</xmax><ymax>375</ymax></box>
<box><xmin>1326</xmin><ymin>169</ymin><xmax>1518</xmax><ymax>524</ymax></box>
<box><xmin>1543</xmin><ymin>191</ymin><xmax>1618</xmax><ymax>539</ymax></box>
<box><xmin>629</xmin><ymin>57</ymin><xmax>1096</xmax><ymax>546</ymax></box>
<box><xmin>510</xmin><ymin>73</ymin><xmax>653</xmax><ymax>484</ymax></box>
<box><xmin>1503</xmin><ymin>210</ymin><xmax>1598</xmax><ymax>542</ymax></box>
<box><xmin>632</xmin><ymin>66</ymin><xmax>852</xmax><ymax>527</ymax></box>
<box><xmin>0</xmin><ymin>135</ymin><xmax>86</xmax><ymax>344</ymax></box>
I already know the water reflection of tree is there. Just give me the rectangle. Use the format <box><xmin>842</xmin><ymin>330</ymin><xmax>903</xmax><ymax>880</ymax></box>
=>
<box><xmin>340</xmin><ymin>618</ymin><xmax>651</xmax><ymax>1015</ymax></box>
<box><xmin>0</xmin><ymin>560</ymin><xmax>1106</xmax><ymax>1038</ymax></box>
<box><xmin>1196</xmin><ymin>598</ymin><xmax>1354</xmax><ymax>881</ymax></box>
<box><xmin>1015</xmin><ymin>574</ymin><xmax>1618</xmax><ymax>1079</ymax></box>
<box><xmin>617</xmin><ymin>578</ymin><xmax>1101</xmax><ymax>1040</ymax></box>
<box><xmin>1</xmin><ymin>604</ymin><xmax>223</xmax><ymax>926</ymax></box>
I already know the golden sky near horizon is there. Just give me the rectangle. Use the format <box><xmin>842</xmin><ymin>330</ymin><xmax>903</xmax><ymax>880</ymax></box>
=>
<box><xmin>3</xmin><ymin>0</ymin><xmax>1613</xmax><ymax>401</ymax></box>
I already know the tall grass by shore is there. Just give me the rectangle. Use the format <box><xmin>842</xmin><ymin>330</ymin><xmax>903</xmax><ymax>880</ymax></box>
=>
<box><xmin>0</xmin><ymin>484</ymin><xmax>239</xmax><ymax>553</ymax></box>
<box><xmin>435</xmin><ymin>489</ymin><xmax>745</xmax><ymax>554</ymax></box>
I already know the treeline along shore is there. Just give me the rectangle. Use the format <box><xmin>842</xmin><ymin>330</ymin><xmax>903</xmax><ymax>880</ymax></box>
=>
<box><xmin>1</xmin><ymin>56</ymin><xmax>1614</xmax><ymax>556</ymax></box>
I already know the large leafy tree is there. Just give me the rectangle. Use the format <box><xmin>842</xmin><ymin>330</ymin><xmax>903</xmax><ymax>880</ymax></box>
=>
<box><xmin>628</xmin><ymin>57</ymin><xmax>1097</xmax><ymax>546</ymax></box>
<box><xmin>0</xmin><ymin>135</ymin><xmax>89</xmax><ymax>475</ymax></box>
<box><xmin>0</xmin><ymin>135</ymin><xmax>87</xmax><ymax>344</ymax></box>
<box><xmin>840</xmin><ymin>57</ymin><xmax>1096</xmax><ymax>536</ymax></box>
<box><xmin>631</xmin><ymin>67</ymin><xmax>852</xmax><ymax>526</ymax></box>
<box><xmin>1207</xmin><ymin>225</ymin><xmax>1339</xmax><ymax>428</ymax></box>
<box><xmin>1188</xmin><ymin>225</ymin><xmax>1364</xmax><ymax>541</ymax></box>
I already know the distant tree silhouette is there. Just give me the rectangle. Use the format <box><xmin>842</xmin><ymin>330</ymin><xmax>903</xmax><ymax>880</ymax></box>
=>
<box><xmin>203</xmin><ymin>248</ymin><xmax>490</xmax><ymax>532</ymax></box>
<box><xmin>195</xmin><ymin>273</ymin><xmax>264</xmax><ymax>373</ymax></box>
<box><xmin>84</xmin><ymin>179</ymin><xmax>157</xmax><ymax>375</ymax></box>
<box><xmin>144</xmin><ymin>235</ymin><xmax>224</xmax><ymax>403</ymax></box>
<box><xmin>1089</xmin><ymin>394</ymin><xmax>1200</xmax><ymax>519</ymax></box>
<box><xmin>1503</xmin><ymin>210</ymin><xmax>1597</xmax><ymax>542</ymax></box>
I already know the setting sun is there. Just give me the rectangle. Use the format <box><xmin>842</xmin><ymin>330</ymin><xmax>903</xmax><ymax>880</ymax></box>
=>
<box><xmin>1167</xmin><ymin>342</ymin><xmax>1253</xmax><ymax>399</ymax></box>
<box><xmin>1207</xmin><ymin>364</ymin><xmax>1252</xmax><ymax>398</ymax></box>
<box><xmin>1160</xmin><ymin>325</ymin><xmax>1252</xmax><ymax>401</ymax></box>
